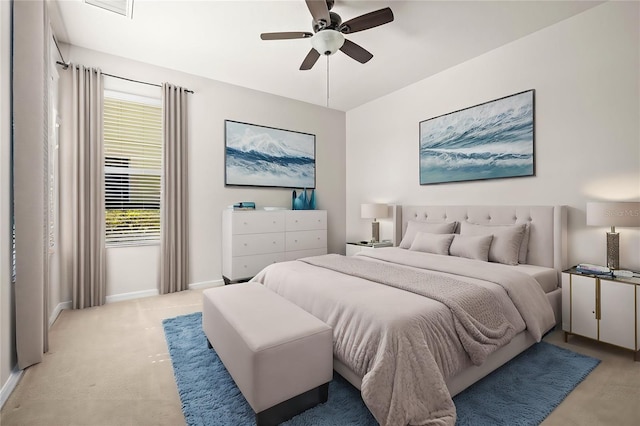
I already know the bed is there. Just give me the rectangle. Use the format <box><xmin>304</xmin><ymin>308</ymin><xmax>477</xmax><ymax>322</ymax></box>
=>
<box><xmin>251</xmin><ymin>205</ymin><xmax>567</xmax><ymax>426</ymax></box>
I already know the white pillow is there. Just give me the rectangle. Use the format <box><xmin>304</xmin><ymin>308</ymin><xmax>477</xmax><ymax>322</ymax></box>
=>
<box><xmin>399</xmin><ymin>221</ymin><xmax>457</xmax><ymax>249</ymax></box>
<box><xmin>449</xmin><ymin>234</ymin><xmax>493</xmax><ymax>261</ymax></box>
<box><xmin>459</xmin><ymin>222</ymin><xmax>526</xmax><ymax>265</ymax></box>
<box><xmin>409</xmin><ymin>232</ymin><xmax>455</xmax><ymax>255</ymax></box>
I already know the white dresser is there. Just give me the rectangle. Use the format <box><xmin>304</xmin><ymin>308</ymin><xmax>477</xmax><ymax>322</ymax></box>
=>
<box><xmin>222</xmin><ymin>209</ymin><xmax>327</xmax><ymax>283</ymax></box>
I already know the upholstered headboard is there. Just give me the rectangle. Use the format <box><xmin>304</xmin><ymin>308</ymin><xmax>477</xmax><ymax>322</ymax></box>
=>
<box><xmin>401</xmin><ymin>205</ymin><xmax>567</xmax><ymax>271</ymax></box>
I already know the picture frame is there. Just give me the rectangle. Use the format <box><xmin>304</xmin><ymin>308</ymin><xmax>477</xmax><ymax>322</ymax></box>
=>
<box><xmin>419</xmin><ymin>89</ymin><xmax>535</xmax><ymax>185</ymax></box>
<box><xmin>224</xmin><ymin>120</ymin><xmax>316</xmax><ymax>189</ymax></box>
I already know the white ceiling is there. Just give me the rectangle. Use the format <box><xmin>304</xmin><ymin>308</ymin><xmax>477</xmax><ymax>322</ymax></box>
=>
<box><xmin>52</xmin><ymin>0</ymin><xmax>603</xmax><ymax>111</ymax></box>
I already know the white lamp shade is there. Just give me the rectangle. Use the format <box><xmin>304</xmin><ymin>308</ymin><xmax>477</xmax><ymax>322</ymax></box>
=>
<box><xmin>586</xmin><ymin>202</ymin><xmax>640</xmax><ymax>227</ymax></box>
<box><xmin>361</xmin><ymin>203</ymin><xmax>389</xmax><ymax>220</ymax></box>
<box><xmin>311</xmin><ymin>30</ymin><xmax>345</xmax><ymax>56</ymax></box>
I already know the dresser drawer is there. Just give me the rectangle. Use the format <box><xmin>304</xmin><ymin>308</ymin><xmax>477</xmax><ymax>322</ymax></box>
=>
<box><xmin>233</xmin><ymin>233</ymin><xmax>285</xmax><ymax>256</ymax></box>
<box><xmin>285</xmin><ymin>210</ymin><xmax>327</xmax><ymax>231</ymax></box>
<box><xmin>231</xmin><ymin>211</ymin><xmax>285</xmax><ymax>235</ymax></box>
<box><xmin>285</xmin><ymin>248</ymin><xmax>327</xmax><ymax>261</ymax></box>
<box><xmin>230</xmin><ymin>253</ymin><xmax>285</xmax><ymax>280</ymax></box>
<box><xmin>285</xmin><ymin>230</ymin><xmax>326</xmax><ymax>252</ymax></box>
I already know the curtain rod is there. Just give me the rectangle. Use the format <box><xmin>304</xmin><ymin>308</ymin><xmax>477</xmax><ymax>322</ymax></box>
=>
<box><xmin>52</xmin><ymin>34</ymin><xmax>66</xmax><ymax>63</ymax></box>
<box><xmin>55</xmin><ymin>60</ymin><xmax>194</xmax><ymax>94</ymax></box>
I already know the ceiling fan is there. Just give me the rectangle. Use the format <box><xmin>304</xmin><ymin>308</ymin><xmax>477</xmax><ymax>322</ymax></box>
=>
<box><xmin>260</xmin><ymin>0</ymin><xmax>394</xmax><ymax>70</ymax></box>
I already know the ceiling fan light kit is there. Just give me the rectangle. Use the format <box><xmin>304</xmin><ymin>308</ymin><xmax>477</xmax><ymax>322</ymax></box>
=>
<box><xmin>311</xmin><ymin>30</ymin><xmax>345</xmax><ymax>56</ymax></box>
<box><xmin>260</xmin><ymin>0</ymin><xmax>394</xmax><ymax>70</ymax></box>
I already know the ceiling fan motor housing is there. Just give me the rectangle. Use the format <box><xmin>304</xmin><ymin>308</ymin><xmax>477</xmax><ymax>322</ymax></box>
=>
<box><xmin>313</xmin><ymin>11</ymin><xmax>342</xmax><ymax>32</ymax></box>
<box><xmin>311</xmin><ymin>30</ymin><xmax>345</xmax><ymax>56</ymax></box>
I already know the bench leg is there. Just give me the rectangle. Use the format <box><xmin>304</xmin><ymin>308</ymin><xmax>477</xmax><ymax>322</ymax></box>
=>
<box><xmin>255</xmin><ymin>382</ymin><xmax>329</xmax><ymax>426</ymax></box>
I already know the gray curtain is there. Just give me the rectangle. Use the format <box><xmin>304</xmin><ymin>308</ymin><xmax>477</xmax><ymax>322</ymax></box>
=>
<box><xmin>70</xmin><ymin>64</ymin><xmax>106</xmax><ymax>309</ymax></box>
<box><xmin>159</xmin><ymin>83</ymin><xmax>189</xmax><ymax>294</ymax></box>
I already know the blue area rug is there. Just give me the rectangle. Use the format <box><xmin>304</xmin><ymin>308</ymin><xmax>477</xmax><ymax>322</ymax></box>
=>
<box><xmin>163</xmin><ymin>312</ymin><xmax>600</xmax><ymax>426</ymax></box>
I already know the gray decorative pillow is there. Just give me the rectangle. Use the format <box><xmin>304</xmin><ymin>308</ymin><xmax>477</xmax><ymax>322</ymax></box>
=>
<box><xmin>449</xmin><ymin>234</ymin><xmax>493</xmax><ymax>261</ymax></box>
<box><xmin>409</xmin><ymin>232</ymin><xmax>455</xmax><ymax>255</ymax></box>
<box><xmin>459</xmin><ymin>222</ymin><xmax>527</xmax><ymax>265</ymax></box>
<box><xmin>399</xmin><ymin>221</ymin><xmax>457</xmax><ymax>249</ymax></box>
<box><xmin>519</xmin><ymin>223</ymin><xmax>531</xmax><ymax>264</ymax></box>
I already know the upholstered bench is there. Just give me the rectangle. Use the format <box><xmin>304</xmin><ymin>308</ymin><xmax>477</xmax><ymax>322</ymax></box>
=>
<box><xmin>202</xmin><ymin>283</ymin><xmax>333</xmax><ymax>426</ymax></box>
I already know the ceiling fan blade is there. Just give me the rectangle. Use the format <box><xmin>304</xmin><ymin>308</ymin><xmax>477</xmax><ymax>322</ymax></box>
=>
<box><xmin>339</xmin><ymin>39</ymin><xmax>373</xmax><ymax>64</ymax></box>
<box><xmin>300</xmin><ymin>48</ymin><xmax>321</xmax><ymax>70</ymax></box>
<box><xmin>339</xmin><ymin>7</ymin><xmax>394</xmax><ymax>34</ymax></box>
<box><xmin>261</xmin><ymin>32</ymin><xmax>313</xmax><ymax>40</ymax></box>
<box><xmin>305</xmin><ymin>0</ymin><xmax>330</xmax><ymax>26</ymax></box>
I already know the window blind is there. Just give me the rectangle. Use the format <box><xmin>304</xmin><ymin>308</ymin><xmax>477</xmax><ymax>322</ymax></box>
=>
<box><xmin>104</xmin><ymin>95</ymin><xmax>162</xmax><ymax>246</ymax></box>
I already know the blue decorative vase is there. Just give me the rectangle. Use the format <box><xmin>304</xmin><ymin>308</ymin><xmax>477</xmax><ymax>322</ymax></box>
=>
<box><xmin>309</xmin><ymin>189</ymin><xmax>316</xmax><ymax>210</ymax></box>
<box><xmin>293</xmin><ymin>188</ymin><xmax>316</xmax><ymax>210</ymax></box>
<box><xmin>293</xmin><ymin>189</ymin><xmax>305</xmax><ymax>210</ymax></box>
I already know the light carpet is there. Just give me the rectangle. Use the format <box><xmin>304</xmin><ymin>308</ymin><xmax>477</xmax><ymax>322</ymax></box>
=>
<box><xmin>163</xmin><ymin>312</ymin><xmax>600</xmax><ymax>426</ymax></box>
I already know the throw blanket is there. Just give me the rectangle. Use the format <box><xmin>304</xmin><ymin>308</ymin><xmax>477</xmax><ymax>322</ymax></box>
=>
<box><xmin>357</xmin><ymin>249</ymin><xmax>556</xmax><ymax>341</ymax></box>
<box><xmin>301</xmin><ymin>254</ymin><xmax>517</xmax><ymax>365</ymax></box>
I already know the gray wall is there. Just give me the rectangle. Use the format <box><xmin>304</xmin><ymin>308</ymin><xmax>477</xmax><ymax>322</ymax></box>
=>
<box><xmin>56</xmin><ymin>45</ymin><xmax>346</xmax><ymax>304</ymax></box>
<box><xmin>345</xmin><ymin>2</ymin><xmax>640</xmax><ymax>271</ymax></box>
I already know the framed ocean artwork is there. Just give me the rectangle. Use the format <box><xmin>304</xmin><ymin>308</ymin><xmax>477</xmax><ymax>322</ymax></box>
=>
<box><xmin>224</xmin><ymin>120</ymin><xmax>316</xmax><ymax>189</ymax></box>
<box><xmin>419</xmin><ymin>90</ymin><xmax>535</xmax><ymax>185</ymax></box>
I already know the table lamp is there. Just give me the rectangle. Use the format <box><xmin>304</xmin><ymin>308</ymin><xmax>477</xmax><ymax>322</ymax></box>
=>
<box><xmin>586</xmin><ymin>201</ymin><xmax>640</xmax><ymax>270</ymax></box>
<box><xmin>361</xmin><ymin>203</ymin><xmax>388</xmax><ymax>243</ymax></box>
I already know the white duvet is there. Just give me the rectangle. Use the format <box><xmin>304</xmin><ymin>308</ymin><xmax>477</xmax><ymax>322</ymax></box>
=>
<box><xmin>251</xmin><ymin>249</ymin><xmax>555</xmax><ymax>426</ymax></box>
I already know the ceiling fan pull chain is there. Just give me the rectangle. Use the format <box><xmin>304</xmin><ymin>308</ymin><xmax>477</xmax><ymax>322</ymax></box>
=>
<box><xmin>326</xmin><ymin>55</ymin><xmax>330</xmax><ymax>108</ymax></box>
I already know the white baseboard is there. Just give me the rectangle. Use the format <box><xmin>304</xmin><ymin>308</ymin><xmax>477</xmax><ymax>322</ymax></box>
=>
<box><xmin>49</xmin><ymin>300</ymin><xmax>72</xmax><ymax>328</ymax></box>
<box><xmin>0</xmin><ymin>365</ymin><xmax>23</xmax><ymax>410</ymax></box>
<box><xmin>189</xmin><ymin>279</ymin><xmax>224</xmax><ymax>290</ymax></box>
<box><xmin>106</xmin><ymin>289</ymin><xmax>159</xmax><ymax>304</ymax></box>
<box><xmin>51</xmin><ymin>281</ymin><xmax>223</xmax><ymax>314</ymax></box>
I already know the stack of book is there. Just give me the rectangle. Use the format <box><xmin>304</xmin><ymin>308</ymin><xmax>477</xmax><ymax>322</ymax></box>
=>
<box><xmin>575</xmin><ymin>263</ymin><xmax>613</xmax><ymax>276</ymax></box>
<box><xmin>230</xmin><ymin>202</ymin><xmax>255</xmax><ymax>211</ymax></box>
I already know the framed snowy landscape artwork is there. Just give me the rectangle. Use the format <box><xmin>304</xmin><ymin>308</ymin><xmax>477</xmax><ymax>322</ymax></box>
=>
<box><xmin>224</xmin><ymin>120</ymin><xmax>316</xmax><ymax>189</ymax></box>
<box><xmin>419</xmin><ymin>90</ymin><xmax>535</xmax><ymax>185</ymax></box>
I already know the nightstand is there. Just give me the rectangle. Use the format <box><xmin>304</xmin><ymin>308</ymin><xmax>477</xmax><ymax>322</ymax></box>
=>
<box><xmin>345</xmin><ymin>241</ymin><xmax>393</xmax><ymax>256</ymax></box>
<box><xmin>561</xmin><ymin>267</ymin><xmax>640</xmax><ymax>361</ymax></box>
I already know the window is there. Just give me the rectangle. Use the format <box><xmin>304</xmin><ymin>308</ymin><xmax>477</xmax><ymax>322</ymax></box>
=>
<box><xmin>104</xmin><ymin>92</ymin><xmax>162</xmax><ymax>246</ymax></box>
